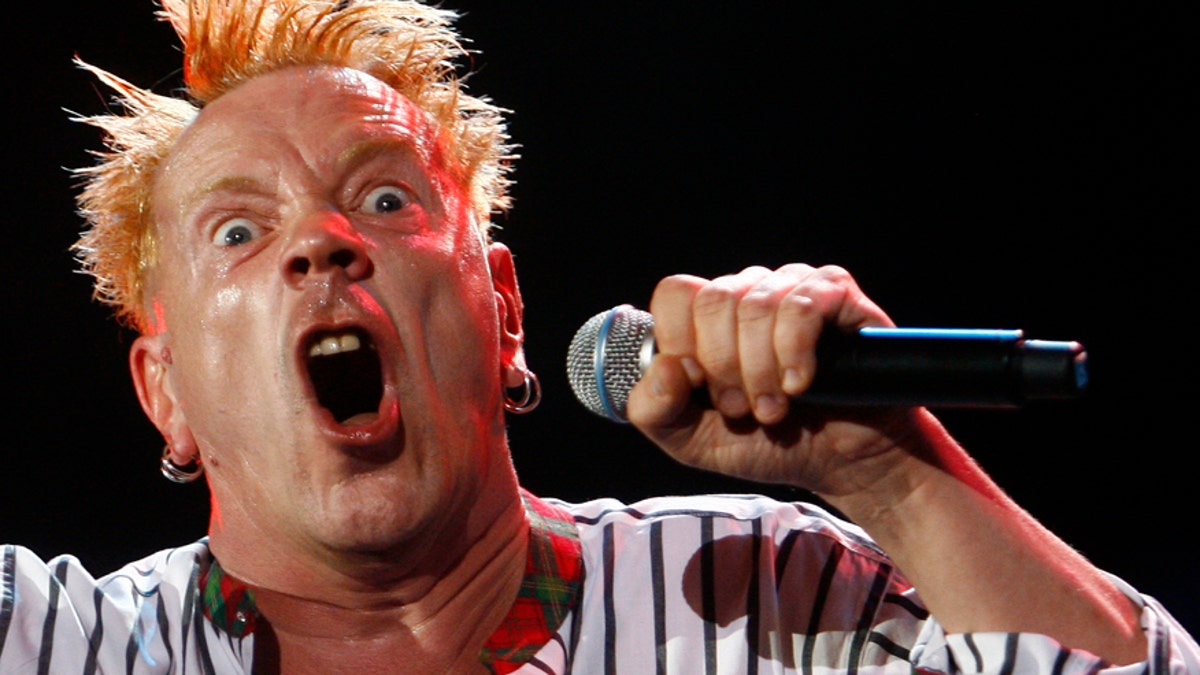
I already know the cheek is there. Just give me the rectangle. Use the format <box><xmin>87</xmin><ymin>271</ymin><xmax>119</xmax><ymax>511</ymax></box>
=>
<box><xmin>176</xmin><ymin>283</ymin><xmax>256</xmax><ymax>358</ymax></box>
<box><xmin>165</xmin><ymin>280</ymin><xmax>277</xmax><ymax>408</ymax></box>
<box><xmin>438</xmin><ymin>288</ymin><xmax>498</xmax><ymax>364</ymax></box>
<box><xmin>416</xmin><ymin>252</ymin><xmax>502</xmax><ymax>385</ymax></box>
<box><xmin>215</xmin><ymin>284</ymin><xmax>247</xmax><ymax>313</ymax></box>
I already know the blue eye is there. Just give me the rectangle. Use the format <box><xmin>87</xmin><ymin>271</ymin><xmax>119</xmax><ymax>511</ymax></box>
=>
<box><xmin>212</xmin><ymin>218</ymin><xmax>263</xmax><ymax>246</ymax></box>
<box><xmin>364</xmin><ymin>185</ymin><xmax>412</xmax><ymax>214</ymax></box>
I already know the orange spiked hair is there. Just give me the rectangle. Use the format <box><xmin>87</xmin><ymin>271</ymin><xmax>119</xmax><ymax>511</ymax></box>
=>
<box><xmin>72</xmin><ymin>0</ymin><xmax>513</xmax><ymax>331</ymax></box>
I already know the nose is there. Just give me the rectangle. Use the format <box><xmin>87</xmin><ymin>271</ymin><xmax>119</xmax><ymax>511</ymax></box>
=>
<box><xmin>282</xmin><ymin>210</ymin><xmax>373</xmax><ymax>287</ymax></box>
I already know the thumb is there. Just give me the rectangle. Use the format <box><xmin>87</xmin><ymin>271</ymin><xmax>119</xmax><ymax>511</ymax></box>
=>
<box><xmin>627</xmin><ymin>353</ymin><xmax>706</xmax><ymax>452</ymax></box>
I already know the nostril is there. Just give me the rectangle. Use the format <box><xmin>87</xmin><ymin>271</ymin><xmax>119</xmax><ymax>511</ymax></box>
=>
<box><xmin>285</xmin><ymin>242</ymin><xmax>368</xmax><ymax>287</ymax></box>
<box><xmin>290</xmin><ymin>258</ymin><xmax>311</xmax><ymax>276</ymax></box>
<box><xmin>330</xmin><ymin>249</ymin><xmax>356</xmax><ymax>268</ymax></box>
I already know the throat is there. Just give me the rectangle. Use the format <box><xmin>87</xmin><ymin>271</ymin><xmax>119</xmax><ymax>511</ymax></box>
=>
<box><xmin>244</xmin><ymin>524</ymin><xmax>529</xmax><ymax>673</ymax></box>
<box><xmin>251</xmin><ymin>621</ymin><xmax>491</xmax><ymax>675</ymax></box>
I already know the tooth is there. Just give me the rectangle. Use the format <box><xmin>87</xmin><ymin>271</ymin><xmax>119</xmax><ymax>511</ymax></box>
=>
<box><xmin>309</xmin><ymin>332</ymin><xmax>363</xmax><ymax>357</ymax></box>
<box><xmin>323</xmin><ymin>336</ymin><xmax>342</xmax><ymax>356</ymax></box>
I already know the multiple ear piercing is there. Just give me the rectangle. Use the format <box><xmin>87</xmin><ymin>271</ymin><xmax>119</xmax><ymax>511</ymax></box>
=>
<box><xmin>160</xmin><ymin>445</ymin><xmax>203</xmax><ymax>483</ymax></box>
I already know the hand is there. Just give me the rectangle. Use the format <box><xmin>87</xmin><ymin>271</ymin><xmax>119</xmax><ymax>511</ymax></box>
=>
<box><xmin>628</xmin><ymin>264</ymin><xmax>1153</xmax><ymax>665</ymax></box>
<box><xmin>626</xmin><ymin>263</ymin><xmax>927</xmax><ymax>498</ymax></box>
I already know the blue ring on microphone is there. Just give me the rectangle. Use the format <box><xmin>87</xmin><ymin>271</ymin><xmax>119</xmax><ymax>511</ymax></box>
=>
<box><xmin>594</xmin><ymin>307</ymin><xmax>618</xmax><ymax>421</ymax></box>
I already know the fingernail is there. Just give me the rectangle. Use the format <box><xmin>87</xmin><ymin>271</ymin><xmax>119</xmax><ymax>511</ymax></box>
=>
<box><xmin>718</xmin><ymin>389</ymin><xmax>749</xmax><ymax>416</ymax></box>
<box><xmin>755</xmin><ymin>394</ymin><xmax>785</xmax><ymax>421</ymax></box>
<box><xmin>783</xmin><ymin>368</ymin><xmax>804</xmax><ymax>393</ymax></box>
<box><xmin>681</xmin><ymin>357</ymin><xmax>704</xmax><ymax>385</ymax></box>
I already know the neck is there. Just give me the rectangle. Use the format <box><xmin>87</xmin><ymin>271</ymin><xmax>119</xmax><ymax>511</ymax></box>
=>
<box><xmin>249</xmin><ymin>504</ymin><xmax>527</xmax><ymax>673</ymax></box>
<box><xmin>204</xmin><ymin>437</ymin><xmax>529</xmax><ymax>672</ymax></box>
<box><xmin>250</xmin><ymin>494</ymin><xmax>527</xmax><ymax>632</ymax></box>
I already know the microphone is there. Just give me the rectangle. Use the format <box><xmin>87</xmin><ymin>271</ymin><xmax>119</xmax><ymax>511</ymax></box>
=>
<box><xmin>566</xmin><ymin>305</ymin><xmax>1089</xmax><ymax>423</ymax></box>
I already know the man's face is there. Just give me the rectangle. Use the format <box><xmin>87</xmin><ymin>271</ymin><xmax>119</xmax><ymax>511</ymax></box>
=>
<box><xmin>142</xmin><ymin>66</ymin><xmax>517</xmax><ymax>560</ymax></box>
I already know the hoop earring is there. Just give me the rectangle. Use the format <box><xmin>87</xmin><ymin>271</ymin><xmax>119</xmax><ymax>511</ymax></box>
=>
<box><xmin>160</xmin><ymin>445</ymin><xmax>204</xmax><ymax>483</ymax></box>
<box><xmin>504</xmin><ymin>369</ymin><xmax>542</xmax><ymax>414</ymax></box>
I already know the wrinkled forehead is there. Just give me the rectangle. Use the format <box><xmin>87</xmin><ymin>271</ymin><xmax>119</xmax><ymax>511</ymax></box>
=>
<box><xmin>154</xmin><ymin>65</ymin><xmax>448</xmax><ymax>200</ymax></box>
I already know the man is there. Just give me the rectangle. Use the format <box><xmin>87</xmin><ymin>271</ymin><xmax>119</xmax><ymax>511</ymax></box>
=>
<box><xmin>1</xmin><ymin>0</ymin><xmax>1196</xmax><ymax>673</ymax></box>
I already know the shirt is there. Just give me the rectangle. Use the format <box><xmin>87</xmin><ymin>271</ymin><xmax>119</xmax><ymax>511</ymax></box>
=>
<box><xmin>2</xmin><ymin>493</ymin><xmax>1197</xmax><ymax>673</ymax></box>
<box><xmin>512</xmin><ymin>494</ymin><xmax>1200</xmax><ymax>674</ymax></box>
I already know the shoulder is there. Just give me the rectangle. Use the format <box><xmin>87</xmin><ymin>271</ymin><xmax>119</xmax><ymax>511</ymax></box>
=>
<box><xmin>99</xmin><ymin>538</ymin><xmax>212</xmax><ymax>577</ymax></box>
<box><xmin>543</xmin><ymin>493</ymin><xmax>887</xmax><ymax>561</ymax></box>
<box><xmin>95</xmin><ymin>538</ymin><xmax>212</xmax><ymax>597</ymax></box>
<box><xmin>1</xmin><ymin>540</ymin><xmax>211</xmax><ymax>670</ymax></box>
<box><xmin>2</xmin><ymin>539</ymin><xmax>210</xmax><ymax>615</ymax></box>
<box><xmin>536</xmin><ymin>494</ymin><xmax>928</xmax><ymax>670</ymax></box>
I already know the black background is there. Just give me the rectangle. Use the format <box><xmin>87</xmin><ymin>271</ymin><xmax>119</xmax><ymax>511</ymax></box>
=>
<box><xmin>6</xmin><ymin>2</ymin><xmax>1195</xmax><ymax>636</ymax></box>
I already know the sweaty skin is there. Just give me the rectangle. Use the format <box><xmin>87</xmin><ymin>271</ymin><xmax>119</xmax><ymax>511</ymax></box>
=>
<box><xmin>129</xmin><ymin>65</ymin><xmax>528</xmax><ymax>673</ymax></box>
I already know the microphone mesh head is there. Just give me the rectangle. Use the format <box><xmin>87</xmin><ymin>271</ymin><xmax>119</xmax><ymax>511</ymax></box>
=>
<box><xmin>566</xmin><ymin>305</ymin><xmax>654</xmax><ymax>422</ymax></box>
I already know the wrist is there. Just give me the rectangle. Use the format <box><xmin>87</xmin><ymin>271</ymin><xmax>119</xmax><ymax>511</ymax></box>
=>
<box><xmin>816</xmin><ymin>408</ymin><xmax>972</xmax><ymax>534</ymax></box>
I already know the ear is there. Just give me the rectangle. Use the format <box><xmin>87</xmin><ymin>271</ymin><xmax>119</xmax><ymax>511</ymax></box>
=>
<box><xmin>488</xmin><ymin>242</ymin><xmax>527</xmax><ymax>388</ymax></box>
<box><xmin>130</xmin><ymin>333</ymin><xmax>199</xmax><ymax>465</ymax></box>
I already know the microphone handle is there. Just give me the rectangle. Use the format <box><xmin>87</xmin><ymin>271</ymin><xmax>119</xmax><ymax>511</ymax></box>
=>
<box><xmin>802</xmin><ymin>327</ymin><xmax>1088</xmax><ymax>407</ymax></box>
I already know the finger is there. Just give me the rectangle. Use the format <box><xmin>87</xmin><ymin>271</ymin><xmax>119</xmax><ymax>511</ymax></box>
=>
<box><xmin>691</xmin><ymin>266</ymin><xmax>773</xmax><ymax>418</ymax></box>
<box><xmin>648</xmin><ymin>274</ymin><xmax>706</xmax><ymax>386</ymax></box>
<box><xmin>736</xmin><ymin>270</ymin><xmax>800</xmax><ymax>424</ymax></box>
<box><xmin>774</xmin><ymin>265</ymin><xmax>892</xmax><ymax>396</ymax></box>
<box><xmin>627</xmin><ymin>353</ymin><xmax>703</xmax><ymax>450</ymax></box>
<box><xmin>823</xmin><ymin>265</ymin><xmax>893</xmax><ymax>331</ymax></box>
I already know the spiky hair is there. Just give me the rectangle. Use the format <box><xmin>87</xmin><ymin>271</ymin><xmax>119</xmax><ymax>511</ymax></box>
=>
<box><xmin>72</xmin><ymin>0</ymin><xmax>514</xmax><ymax>331</ymax></box>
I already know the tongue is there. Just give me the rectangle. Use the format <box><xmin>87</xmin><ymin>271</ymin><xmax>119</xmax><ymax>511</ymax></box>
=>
<box><xmin>340</xmin><ymin>412</ymin><xmax>380</xmax><ymax>427</ymax></box>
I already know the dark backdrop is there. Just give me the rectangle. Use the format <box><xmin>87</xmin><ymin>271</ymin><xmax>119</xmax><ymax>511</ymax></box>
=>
<box><xmin>6</xmin><ymin>2</ymin><xmax>1195</xmax><ymax>635</ymax></box>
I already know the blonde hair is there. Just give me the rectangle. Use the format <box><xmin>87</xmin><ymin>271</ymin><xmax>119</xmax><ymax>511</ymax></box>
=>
<box><xmin>72</xmin><ymin>0</ymin><xmax>513</xmax><ymax>331</ymax></box>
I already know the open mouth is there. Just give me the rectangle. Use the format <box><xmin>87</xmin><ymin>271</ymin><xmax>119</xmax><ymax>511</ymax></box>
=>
<box><xmin>305</xmin><ymin>329</ymin><xmax>385</xmax><ymax>425</ymax></box>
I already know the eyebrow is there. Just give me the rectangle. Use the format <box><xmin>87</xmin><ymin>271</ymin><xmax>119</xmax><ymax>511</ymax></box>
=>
<box><xmin>184</xmin><ymin>175</ymin><xmax>274</xmax><ymax>210</ymax></box>
<box><xmin>336</xmin><ymin>138</ymin><xmax>425</xmax><ymax>171</ymax></box>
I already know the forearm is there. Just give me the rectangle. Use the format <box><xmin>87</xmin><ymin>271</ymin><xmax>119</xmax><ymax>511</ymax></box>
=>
<box><xmin>821</xmin><ymin>410</ymin><xmax>1147</xmax><ymax>666</ymax></box>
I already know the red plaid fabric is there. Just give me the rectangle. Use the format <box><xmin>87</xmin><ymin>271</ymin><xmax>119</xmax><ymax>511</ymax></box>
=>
<box><xmin>480</xmin><ymin>489</ymin><xmax>583</xmax><ymax>673</ymax></box>
<box><xmin>200</xmin><ymin>488</ymin><xmax>583</xmax><ymax>673</ymax></box>
<box><xmin>200</xmin><ymin>556</ymin><xmax>257</xmax><ymax>637</ymax></box>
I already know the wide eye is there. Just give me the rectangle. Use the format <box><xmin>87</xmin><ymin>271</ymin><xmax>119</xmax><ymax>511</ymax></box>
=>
<box><xmin>212</xmin><ymin>217</ymin><xmax>264</xmax><ymax>247</ymax></box>
<box><xmin>363</xmin><ymin>185</ymin><xmax>413</xmax><ymax>214</ymax></box>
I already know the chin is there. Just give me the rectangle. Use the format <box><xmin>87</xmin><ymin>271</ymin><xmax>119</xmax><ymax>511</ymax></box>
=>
<box><xmin>317</xmin><ymin>476</ymin><xmax>449</xmax><ymax>551</ymax></box>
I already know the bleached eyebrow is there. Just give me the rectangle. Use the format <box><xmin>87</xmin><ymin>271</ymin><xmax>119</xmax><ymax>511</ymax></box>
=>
<box><xmin>336</xmin><ymin>138</ymin><xmax>423</xmax><ymax>171</ymax></box>
<box><xmin>185</xmin><ymin>175</ymin><xmax>273</xmax><ymax>208</ymax></box>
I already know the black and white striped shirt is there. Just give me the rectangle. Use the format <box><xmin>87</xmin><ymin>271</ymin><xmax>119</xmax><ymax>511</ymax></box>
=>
<box><xmin>516</xmin><ymin>494</ymin><xmax>1199</xmax><ymax>673</ymax></box>
<box><xmin>0</xmin><ymin>541</ymin><xmax>251</xmax><ymax>673</ymax></box>
<box><xmin>2</xmin><ymin>494</ymin><xmax>1197</xmax><ymax>673</ymax></box>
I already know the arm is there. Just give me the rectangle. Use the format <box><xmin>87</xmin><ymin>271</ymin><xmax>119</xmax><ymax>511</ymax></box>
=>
<box><xmin>625</xmin><ymin>263</ymin><xmax>1147</xmax><ymax>665</ymax></box>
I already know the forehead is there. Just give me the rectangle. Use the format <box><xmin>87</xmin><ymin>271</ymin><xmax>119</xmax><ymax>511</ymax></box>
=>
<box><xmin>155</xmin><ymin>66</ymin><xmax>441</xmax><ymax>197</ymax></box>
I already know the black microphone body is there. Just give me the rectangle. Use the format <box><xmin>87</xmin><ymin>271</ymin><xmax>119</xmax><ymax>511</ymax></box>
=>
<box><xmin>566</xmin><ymin>305</ymin><xmax>1089</xmax><ymax>423</ymax></box>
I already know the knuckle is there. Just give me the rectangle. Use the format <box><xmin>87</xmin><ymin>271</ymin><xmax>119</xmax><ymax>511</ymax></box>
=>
<box><xmin>777</xmin><ymin>262</ymin><xmax>817</xmax><ymax>278</ymax></box>
<box><xmin>653</xmin><ymin>273</ymin><xmax>704</xmax><ymax>300</ymax></box>
<box><xmin>816</xmin><ymin>264</ymin><xmax>854</xmax><ymax>285</ymax></box>
<box><xmin>779</xmin><ymin>291</ymin><xmax>819</xmax><ymax>318</ymax></box>
<box><xmin>736</xmin><ymin>265</ymin><xmax>773</xmax><ymax>279</ymax></box>
<box><xmin>737</xmin><ymin>286</ymin><xmax>777</xmax><ymax>322</ymax></box>
<box><xmin>693</xmin><ymin>278</ymin><xmax>740</xmax><ymax>316</ymax></box>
